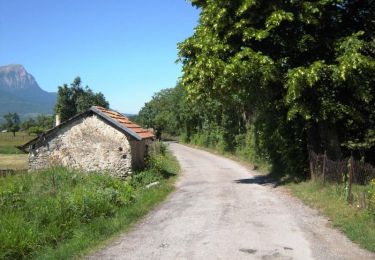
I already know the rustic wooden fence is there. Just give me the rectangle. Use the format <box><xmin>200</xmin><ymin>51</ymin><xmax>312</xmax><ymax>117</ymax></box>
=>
<box><xmin>309</xmin><ymin>150</ymin><xmax>375</xmax><ymax>203</ymax></box>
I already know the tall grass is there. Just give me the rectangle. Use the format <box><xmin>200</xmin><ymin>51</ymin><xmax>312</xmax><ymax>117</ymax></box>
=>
<box><xmin>0</xmin><ymin>142</ymin><xmax>179</xmax><ymax>259</ymax></box>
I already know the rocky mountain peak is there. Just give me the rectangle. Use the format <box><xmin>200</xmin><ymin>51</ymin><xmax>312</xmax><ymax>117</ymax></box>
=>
<box><xmin>0</xmin><ymin>64</ymin><xmax>57</xmax><ymax>120</ymax></box>
<box><xmin>0</xmin><ymin>64</ymin><xmax>40</xmax><ymax>91</ymax></box>
<box><xmin>0</xmin><ymin>64</ymin><xmax>26</xmax><ymax>72</ymax></box>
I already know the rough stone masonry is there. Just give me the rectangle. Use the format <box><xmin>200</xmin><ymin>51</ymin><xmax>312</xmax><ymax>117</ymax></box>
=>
<box><xmin>29</xmin><ymin>115</ymin><xmax>134</xmax><ymax>177</ymax></box>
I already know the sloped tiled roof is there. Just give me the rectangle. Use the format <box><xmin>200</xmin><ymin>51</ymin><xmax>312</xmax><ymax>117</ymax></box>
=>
<box><xmin>18</xmin><ymin>106</ymin><xmax>154</xmax><ymax>153</ymax></box>
<box><xmin>92</xmin><ymin>106</ymin><xmax>154</xmax><ymax>139</ymax></box>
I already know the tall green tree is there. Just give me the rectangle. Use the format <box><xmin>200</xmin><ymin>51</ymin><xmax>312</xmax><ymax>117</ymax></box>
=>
<box><xmin>138</xmin><ymin>84</ymin><xmax>188</xmax><ymax>139</ymax></box>
<box><xmin>21</xmin><ymin>115</ymin><xmax>54</xmax><ymax>135</ymax></box>
<box><xmin>4</xmin><ymin>112</ymin><xmax>21</xmax><ymax>136</ymax></box>
<box><xmin>176</xmin><ymin>0</ymin><xmax>375</xmax><ymax>176</ymax></box>
<box><xmin>55</xmin><ymin>77</ymin><xmax>109</xmax><ymax>122</ymax></box>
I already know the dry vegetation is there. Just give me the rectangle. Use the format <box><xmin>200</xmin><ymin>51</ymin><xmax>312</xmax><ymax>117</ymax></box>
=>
<box><xmin>0</xmin><ymin>154</ymin><xmax>28</xmax><ymax>170</ymax></box>
<box><xmin>0</xmin><ymin>132</ymin><xmax>35</xmax><ymax>170</ymax></box>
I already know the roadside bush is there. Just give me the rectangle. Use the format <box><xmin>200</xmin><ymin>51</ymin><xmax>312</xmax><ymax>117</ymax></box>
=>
<box><xmin>235</xmin><ymin>125</ymin><xmax>259</xmax><ymax>163</ymax></box>
<box><xmin>189</xmin><ymin>126</ymin><xmax>228</xmax><ymax>153</ymax></box>
<box><xmin>136</xmin><ymin>141</ymin><xmax>179</xmax><ymax>183</ymax></box>
<box><xmin>148</xmin><ymin>140</ymin><xmax>167</xmax><ymax>156</ymax></box>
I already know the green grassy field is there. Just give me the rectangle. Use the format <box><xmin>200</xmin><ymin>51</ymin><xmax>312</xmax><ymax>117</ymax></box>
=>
<box><xmin>0</xmin><ymin>143</ymin><xmax>179</xmax><ymax>259</ymax></box>
<box><xmin>0</xmin><ymin>132</ymin><xmax>35</xmax><ymax>170</ymax></box>
<box><xmin>0</xmin><ymin>132</ymin><xmax>35</xmax><ymax>154</ymax></box>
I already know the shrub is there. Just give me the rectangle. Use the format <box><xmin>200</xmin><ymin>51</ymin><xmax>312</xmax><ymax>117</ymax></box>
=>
<box><xmin>189</xmin><ymin>125</ymin><xmax>228</xmax><ymax>153</ymax></box>
<box><xmin>148</xmin><ymin>141</ymin><xmax>167</xmax><ymax>157</ymax></box>
<box><xmin>130</xmin><ymin>142</ymin><xmax>179</xmax><ymax>188</ymax></box>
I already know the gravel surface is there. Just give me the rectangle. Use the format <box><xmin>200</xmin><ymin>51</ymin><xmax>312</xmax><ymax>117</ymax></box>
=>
<box><xmin>88</xmin><ymin>143</ymin><xmax>374</xmax><ymax>260</ymax></box>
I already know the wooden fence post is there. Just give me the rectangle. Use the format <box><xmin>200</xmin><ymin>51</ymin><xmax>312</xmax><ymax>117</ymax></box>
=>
<box><xmin>309</xmin><ymin>149</ymin><xmax>314</xmax><ymax>180</ymax></box>
<box><xmin>347</xmin><ymin>156</ymin><xmax>354</xmax><ymax>203</ymax></box>
<box><xmin>323</xmin><ymin>151</ymin><xmax>326</xmax><ymax>184</ymax></box>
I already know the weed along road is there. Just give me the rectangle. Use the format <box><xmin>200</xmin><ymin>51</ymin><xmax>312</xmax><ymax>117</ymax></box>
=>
<box><xmin>89</xmin><ymin>143</ymin><xmax>374</xmax><ymax>260</ymax></box>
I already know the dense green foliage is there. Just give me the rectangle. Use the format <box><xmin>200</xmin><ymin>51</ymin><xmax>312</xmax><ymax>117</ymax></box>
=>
<box><xmin>55</xmin><ymin>77</ymin><xmax>109</xmax><ymax>122</ymax></box>
<box><xmin>138</xmin><ymin>84</ymin><xmax>189</xmax><ymax>139</ymax></box>
<box><xmin>0</xmin><ymin>142</ymin><xmax>179</xmax><ymax>259</ymax></box>
<box><xmin>21</xmin><ymin>115</ymin><xmax>54</xmax><ymax>135</ymax></box>
<box><xmin>140</xmin><ymin>0</ymin><xmax>374</xmax><ymax>178</ymax></box>
<box><xmin>3</xmin><ymin>112</ymin><xmax>21</xmax><ymax>136</ymax></box>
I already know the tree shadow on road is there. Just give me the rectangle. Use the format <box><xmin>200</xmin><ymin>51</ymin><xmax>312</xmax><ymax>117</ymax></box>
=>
<box><xmin>233</xmin><ymin>175</ymin><xmax>279</xmax><ymax>188</ymax></box>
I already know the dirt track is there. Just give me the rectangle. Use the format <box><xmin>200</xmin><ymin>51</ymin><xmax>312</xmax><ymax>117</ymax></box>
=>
<box><xmin>88</xmin><ymin>143</ymin><xmax>374</xmax><ymax>260</ymax></box>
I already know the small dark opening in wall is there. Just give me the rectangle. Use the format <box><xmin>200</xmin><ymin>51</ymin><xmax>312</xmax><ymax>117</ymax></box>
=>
<box><xmin>118</xmin><ymin>147</ymin><xmax>123</xmax><ymax>151</ymax></box>
<box><xmin>122</xmin><ymin>154</ymin><xmax>127</xmax><ymax>159</ymax></box>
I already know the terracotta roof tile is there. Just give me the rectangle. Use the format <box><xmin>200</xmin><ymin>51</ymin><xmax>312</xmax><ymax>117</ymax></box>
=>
<box><xmin>138</xmin><ymin>132</ymin><xmax>155</xmax><ymax>139</ymax></box>
<box><xmin>93</xmin><ymin>106</ymin><xmax>154</xmax><ymax>140</ymax></box>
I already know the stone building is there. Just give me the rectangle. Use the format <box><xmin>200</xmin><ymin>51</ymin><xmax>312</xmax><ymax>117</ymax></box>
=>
<box><xmin>19</xmin><ymin>106</ymin><xmax>154</xmax><ymax>178</ymax></box>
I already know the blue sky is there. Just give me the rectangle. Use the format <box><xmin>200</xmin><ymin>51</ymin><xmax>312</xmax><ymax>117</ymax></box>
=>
<box><xmin>0</xmin><ymin>0</ymin><xmax>199</xmax><ymax>114</ymax></box>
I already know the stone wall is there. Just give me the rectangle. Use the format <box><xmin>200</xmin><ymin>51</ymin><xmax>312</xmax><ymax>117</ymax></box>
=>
<box><xmin>129</xmin><ymin>139</ymin><xmax>152</xmax><ymax>170</ymax></box>
<box><xmin>29</xmin><ymin>115</ymin><xmax>135</xmax><ymax>178</ymax></box>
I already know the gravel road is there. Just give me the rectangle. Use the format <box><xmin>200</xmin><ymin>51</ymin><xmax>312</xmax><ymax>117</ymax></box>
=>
<box><xmin>88</xmin><ymin>143</ymin><xmax>374</xmax><ymax>260</ymax></box>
